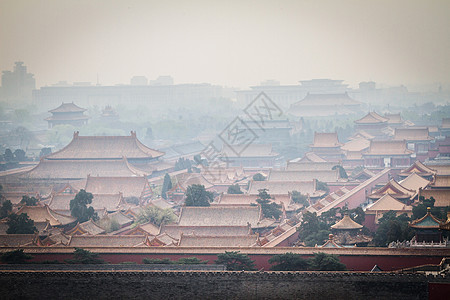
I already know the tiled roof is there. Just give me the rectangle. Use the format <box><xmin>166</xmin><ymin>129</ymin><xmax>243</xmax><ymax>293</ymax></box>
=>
<box><xmin>291</xmin><ymin>93</ymin><xmax>360</xmax><ymax>107</ymax></box>
<box><xmin>368</xmin><ymin>179</ymin><xmax>415</xmax><ymax>200</ymax></box>
<box><xmin>341</xmin><ymin>138</ymin><xmax>370</xmax><ymax>152</ymax></box>
<box><xmin>399</xmin><ymin>173</ymin><xmax>430</xmax><ymax>192</ymax></box>
<box><xmin>20</xmin><ymin>158</ymin><xmax>147</xmax><ymax>179</ymax></box>
<box><xmin>49</xmin><ymin>102</ymin><xmax>87</xmax><ymax>113</ymax></box>
<box><xmin>393</xmin><ymin>127</ymin><xmax>433</xmax><ymax>141</ymax></box>
<box><xmin>286</xmin><ymin>161</ymin><xmax>336</xmax><ymax>171</ymax></box>
<box><xmin>331</xmin><ymin>214</ymin><xmax>363</xmax><ymax>230</ymax></box>
<box><xmin>177</xmin><ymin>205</ymin><xmax>261</xmax><ymax>227</ymax></box>
<box><xmin>49</xmin><ymin>193</ymin><xmax>124</xmax><ymax>212</ymax></box>
<box><xmin>46</xmin><ymin>132</ymin><xmax>164</xmax><ymax>160</ymax></box>
<box><xmin>310</xmin><ymin>132</ymin><xmax>341</xmax><ymax>148</ymax></box>
<box><xmin>268</xmin><ymin>170</ymin><xmax>340</xmax><ymax>182</ymax></box>
<box><xmin>85</xmin><ymin>176</ymin><xmax>150</xmax><ymax>199</ymax></box>
<box><xmin>67</xmin><ymin>235</ymin><xmax>148</xmax><ymax>247</ymax></box>
<box><xmin>410</xmin><ymin>208</ymin><xmax>443</xmax><ymax>229</ymax></box>
<box><xmin>160</xmin><ymin>224</ymin><xmax>251</xmax><ymax>240</ymax></box>
<box><xmin>430</xmin><ymin>175</ymin><xmax>450</xmax><ymax>188</ymax></box>
<box><xmin>247</xmin><ymin>180</ymin><xmax>322</xmax><ymax>197</ymax></box>
<box><xmin>290</xmin><ymin>152</ymin><xmax>326</xmax><ymax>163</ymax></box>
<box><xmin>424</xmin><ymin>164</ymin><xmax>450</xmax><ymax>176</ymax></box>
<box><xmin>350</xmin><ymin>130</ymin><xmax>375</xmax><ymax>140</ymax></box>
<box><xmin>354</xmin><ymin>112</ymin><xmax>388</xmax><ymax>124</ymax></box>
<box><xmin>66</xmin><ymin>220</ymin><xmax>106</xmax><ymax>236</ymax></box>
<box><xmin>100</xmin><ymin>211</ymin><xmax>133</xmax><ymax>227</ymax></box>
<box><xmin>365</xmin><ymin>194</ymin><xmax>413</xmax><ymax>212</ymax></box>
<box><xmin>418</xmin><ymin>189</ymin><xmax>450</xmax><ymax>207</ymax></box>
<box><xmin>221</xmin><ymin>144</ymin><xmax>278</xmax><ymax>158</ymax></box>
<box><xmin>384</xmin><ymin>113</ymin><xmax>404</xmax><ymax>124</ymax></box>
<box><xmin>16</xmin><ymin>205</ymin><xmax>76</xmax><ymax>226</ymax></box>
<box><xmin>318</xmin><ymin>234</ymin><xmax>342</xmax><ymax>248</ymax></box>
<box><xmin>172</xmin><ymin>173</ymin><xmax>214</xmax><ymax>191</ymax></box>
<box><xmin>178</xmin><ymin>234</ymin><xmax>259</xmax><ymax>247</ymax></box>
<box><xmin>399</xmin><ymin>161</ymin><xmax>437</xmax><ymax>177</ymax></box>
<box><xmin>217</xmin><ymin>194</ymin><xmax>292</xmax><ymax>208</ymax></box>
<box><xmin>365</xmin><ymin>140</ymin><xmax>413</xmax><ymax>156</ymax></box>
<box><xmin>0</xmin><ymin>234</ymin><xmax>42</xmax><ymax>247</ymax></box>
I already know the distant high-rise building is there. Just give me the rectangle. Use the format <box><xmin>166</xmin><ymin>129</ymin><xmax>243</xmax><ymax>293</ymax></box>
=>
<box><xmin>130</xmin><ymin>76</ymin><xmax>148</xmax><ymax>86</ymax></box>
<box><xmin>1</xmin><ymin>61</ymin><xmax>36</xmax><ymax>103</ymax></box>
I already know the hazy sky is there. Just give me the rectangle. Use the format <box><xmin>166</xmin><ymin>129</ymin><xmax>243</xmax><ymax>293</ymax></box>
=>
<box><xmin>1</xmin><ymin>0</ymin><xmax>449</xmax><ymax>89</ymax></box>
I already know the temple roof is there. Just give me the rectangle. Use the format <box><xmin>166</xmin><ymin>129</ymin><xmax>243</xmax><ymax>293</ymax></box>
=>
<box><xmin>49</xmin><ymin>102</ymin><xmax>87</xmax><ymax>113</ymax></box>
<box><xmin>409</xmin><ymin>208</ymin><xmax>443</xmax><ymax>229</ymax></box>
<box><xmin>418</xmin><ymin>189</ymin><xmax>450</xmax><ymax>207</ymax></box>
<box><xmin>46</xmin><ymin>131</ymin><xmax>164</xmax><ymax>160</ymax></box>
<box><xmin>310</xmin><ymin>132</ymin><xmax>342</xmax><ymax>148</ymax></box>
<box><xmin>399</xmin><ymin>173</ymin><xmax>430</xmax><ymax>192</ymax></box>
<box><xmin>318</xmin><ymin>234</ymin><xmax>342</xmax><ymax>248</ymax></box>
<box><xmin>100</xmin><ymin>211</ymin><xmax>134</xmax><ymax>227</ymax></box>
<box><xmin>430</xmin><ymin>175</ymin><xmax>450</xmax><ymax>188</ymax></box>
<box><xmin>341</xmin><ymin>138</ymin><xmax>370</xmax><ymax>152</ymax></box>
<box><xmin>291</xmin><ymin>93</ymin><xmax>360</xmax><ymax>107</ymax></box>
<box><xmin>384</xmin><ymin>113</ymin><xmax>404</xmax><ymax>124</ymax></box>
<box><xmin>393</xmin><ymin>127</ymin><xmax>433</xmax><ymax>141</ymax></box>
<box><xmin>331</xmin><ymin>214</ymin><xmax>363</xmax><ymax>230</ymax></box>
<box><xmin>354</xmin><ymin>112</ymin><xmax>388</xmax><ymax>124</ymax></box>
<box><xmin>84</xmin><ymin>175</ymin><xmax>150</xmax><ymax>199</ymax></box>
<box><xmin>217</xmin><ymin>194</ymin><xmax>292</xmax><ymax>208</ymax></box>
<box><xmin>350</xmin><ymin>130</ymin><xmax>375</xmax><ymax>140</ymax></box>
<box><xmin>177</xmin><ymin>205</ymin><xmax>261</xmax><ymax>227</ymax></box>
<box><xmin>286</xmin><ymin>161</ymin><xmax>336</xmax><ymax>171</ymax></box>
<box><xmin>67</xmin><ymin>235</ymin><xmax>148</xmax><ymax>247</ymax></box>
<box><xmin>171</xmin><ymin>173</ymin><xmax>214</xmax><ymax>192</ymax></box>
<box><xmin>290</xmin><ymin>152</ymin><xmax>327</xmax><ymax>163</ymax></box>
<box><xmin>364</xmin><ymin>140</ymin><xmax>414</xmax><ymax>156</ymax></box>
<box><xmin>442</xmin><ymin>118</ymin><xmax>450</xmax><ymax>129</ymax></box>
<box><xmin>268</xmin><ymin>169</ymin><xmax>340</xmax><ymax>182</ymax></box>
<box><xmin>178</xmin><ymin>234</ymin><xmax>259</xmax><ymax>247</ymax></box>
<box><xmin>20</xmin><ymin>157</ymin><xmax>147</xmax><ymax>179</ymax></box>
<box><xmin>161</xmin><ymin>224</ymin><xmax>252</xmax><ymax>240</ymax></box>
<box><xmin>66</xmin><ymin>220</ymin><xmax>106</xmax><ymax>236</ymax></box>
<box><xmin>365</xmin><ymin>194</ymin><xmax>413</xmax><ymax>212</ymax></box>
<box><xmin>399</xmin><ymin>161</ymin><xmax>437</xmax><ymax>177</ymax></box>
<box><xmin>0</xmin><ymin>234</ymin><xmax>42</xmax><ymax>247</ymax></box>
<box><xmin>16</xmin><ymin>205</ymin><xmax>76</xmax><ymax>226</ymax></box>
<box><xmin>368</xmin><ymin>179</ymin><xmax>415</xmax><ymax>200</ymax></box>
<box><xmin>48</xmin><ymin>193</ymin><xmax>124</xmax><ymax>212</ymax></box>
<box><xmin>247</xmin><ymin>180</ymin><xmax>323</xmax><ymax>197</ymax></box>
<box><xmin>221</xmin><ymin>143</ymin><xmax>278</xmax><ymax>158</ymax></box>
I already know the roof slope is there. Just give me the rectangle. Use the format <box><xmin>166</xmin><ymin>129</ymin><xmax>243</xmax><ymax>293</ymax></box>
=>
<box><xmin>399</xmin><ymin>173</ymin><xmax>430</xmax><ymax>191</ymax></box>
<box><xmin>291</xmin><ymin>93</ymin><xmax>360</xmax><ymax>107</ymax></box>
<box><xmin>365</xmin><ymin>194</ymin><xmax>412</xmax><ymax>212</ymax></box>
<box><xmin>368</xmin><ymin>179</ymin><xmax>415</xmax><ymax>200</ymax></box>
<box><xmin>218</xmin><ymin>194</ymin><xmax>292</xmax><ymax>208</ymax></box>
<box><xmin>49</xmin><ymin>102</ymin><xmax>87</xmax><ymax>113</ymax></box>
<box><xmin>178</xmin><ymin>235</ymin><xmax>259</xmax><ymax>247</ymax></box>
<box><xmin>66</xmin><ymin>220</ymin><xmax>106</xmax><ymax>235</ymax></box>
<box><xmin>355</xmin><ymin>112</ymin><xmax>388</xmax><ymax>124</ymax></box>
<box><xmin>419</xmin><ymin>189</ymin><xmax>450</xmax><ymax>207</ymax></box>
<box><xmin>268</xmin><ymin>170</ymin><xmax>340</xmax><ymax>182</ymax></box>
<box><xmin>16</xmin><ymin>205</ymin><xmax>76</xmax><ymax>226</ymax></box>
<box><xmin>46</xmin><ymin>131</ymin><xmax>164</xmax><ymax>160</ymax></box>
<box><xmin>286</xmin><ymin>161</ymin><xmax>336</xmax><ymax>171</ymax></box>
<box><xmin>84</xmin><ymin>176</ymin><xmax>150</xmax><ymax>198</ymax></box>
<box><xmin>393</xmin><ymin>127</ymin><xmax>432</xmax><ymax>141</ymax></box>
<box><xmin>365</xmin><ymin>140</ymin><xmax>413</xmax><ymax>156</ymax></box>
<box><xmin>161</xmin><ymin>224</ymin><xmax>251</xmax><ymax>240</ymax></box>
<box><xmin>400</xmin><ymin>161</ymin><xmax>437</xmax><ymax>177</ymax></box>
<box><xmin>331</xmin><ymin>214</ymin><xmax>363</xmax><ymax>230</ymax></box>
<box><xmin>68</xmin><ymin>235</ymin><xmax>148</xmax><ymax>247</ymax></box>
<box><xmin>247</xmin><ymin>180</ymin><xmax>321</xmax><ymax>197</ymax></box>
<box><xmin>177</xmin><ymin>205</ymin><xmax>261</xmax><ymax>227</ymax></box>
<box><xmin>311</xmin><ymin>132</ymin><xmax>341</xmax><ymax>147</ymax></box>
<box><xmin>410</xmin><ymin>208</ymin><xmax>443</xmax><ymax>229</ymax></box>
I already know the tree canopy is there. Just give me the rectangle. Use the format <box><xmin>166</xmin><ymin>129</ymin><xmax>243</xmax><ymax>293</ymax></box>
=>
<box><xmin>227</xmin><ymin>184</ymin><xmax>243</xmax><ymax>194</ymax></box>
<box><xmin>256</xmin><ymin>188</ymin><xmax>282</xmax><ymax>220</ymax></box>
<box><xmin>332</xmin><ymin>165</ymin><xmax>348</xmax><ymax>179</ymax></box>
<box><xmin>1</xmin><ymin>249</ymin><xmax>33</xmax><ymax>264</ymax></box>
<box><xmin>252</xmin><ymin>173</ymin><xmax>266</xmax><ymax>181</ymax></box>
<box><xmin>269</xmin><ymin>252</ymin><xmax>309</xmax><ymax>271</ymax></box>
<box><xmin>7</xmin><ymin>213</ymin><xmax>37</xmax><ymax>234</ymax></box>
<box><xmin>20</xmin><ymin>196</ymin><xmax>38</xmax><ymax>206</ymax></box>
<box><xmin>70</xmin><ymin>190</ymin><xmax>98</xmax><ymax>223</ymax></box>
<box><xmin>0</xmin><ymin>200</ymin><xmax>12</xmax><ymax>219</ymax></box>
<box><xmin>161</xmin><ymin>173</ymin><xmax>173</xmax><ymax>199</ymax></box>
<box><xmin>215</xmin><ymin>251</ymin><xmax>257</xmax><ymax>271</ymax></box>
<box><xmin>291</xmin><ymin>190</ymin><xmax>308</xmax><ymax>206</ymax></box>
<box><xmin>308</xmin><ymin>252</ymin><xmax>346</xmax><ymax>271</ymax></box>
<box><xmin>373</xmin><ymin>211</ymin><xmax>414</xmax><ymax>247</ymax></box>
<box><xmin>137</xmin><ymin>206</ymin><xmax>177</xmax><ymax>226</ymax></box>
<box><xmin>66</xmin><ymin>248</ymin><xmax>105</xmax><ymax>264</ymax></box>
<box><xmin>184</xmin><ymin>184</ymin><xmax>213</xmax><ymax>207</ymax></box>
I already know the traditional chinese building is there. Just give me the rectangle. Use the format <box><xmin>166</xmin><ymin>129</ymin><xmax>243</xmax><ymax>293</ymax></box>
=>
<box><xmin>398</xmin><ymin>160</ymin><xmax>437</xmax><ymax>180</ymax></box>
<box><xmin>363</xmin><ymin>140</ymin><xmax>413</xmax><ymax>169</ymax></box>
<box><xmin>289</xmin><ymin>92</ymin><xmax>361</xmax><ymax>117</ymax></box>
<box><xmin>309</xmin><ymin>132</ymin><xmax>344</xmax><ymax>162</ymax></box>
<box><xmin>354</xmin><ymin>112</ymin><xmax>388</xmax><ymax>137</ymax></box>
<box><xmin>409</xmin><ymin>207</ymin><xmax>444</xmax><ymax>244</ymax></box>
<box><xmin>368</xmin><ymin>179</ymin><xmax>415</xmax><ymax>204</ymax></box>
<box><xmin>364</xmin><ymin>194</ymin><xmax>413</xmax><ymax>232</ymax></box>
<box><xmin>220</xmin><ymin>144</ymin><xmax>279</xmax><ymax>168</ymax></box>
<box><xmin>393</xmin><ymin>127</ymin><xmax>433</xmax><ymax>160</ymax></box>
<box><xmin>330</xmin><ymin>214</ymin><xmax>371</xmax><ymax>247</ymax></box>
<box><xmin>45</xmin><ymin>102</ymin><xmax>89</xmax><ymax>128</ymax></box>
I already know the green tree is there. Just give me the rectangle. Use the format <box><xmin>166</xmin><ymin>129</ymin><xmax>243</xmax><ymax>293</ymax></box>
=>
<box><xmin>269</xmin><ymin>252</ymin><xmax>309</xmax><ymax>271</ymax></box>
<box><xmin>227</xmin><ymin>184</ymin><xmax>243</xmax><ymax>194</ymax></box>
<box><xmin>308</xmin><ymin>252</ymin><xmax>346</xmax><ymax>271</ymax></box>
<box><xmin>66</xmin><ymin>248</ymin><xmax>105</xmax><ymax>264</ymax></box>
<box><xmin>20</xmin><ymin>195</ymin><xmax>38</xmax><ymax>206</ymax></box>
<box><xmin>291</xmin><ymin>190</ymin><xmax>308</xmax><ymax>206</ymax></box>
<box><xmin>412</xmin><ymin>196</ymin><xmax>449</xmax><ymax>220</ymax></box>
<box><xmin>39</xmin><ymin>147</ymin><xmax>52</xmax><ymax>158</ymax></box>
<box><xmin>176</xmin><ymin>257</ymin><xmax>208</xmax><ymax>264</ymax></box>
<box><xmin>0</xmin><ymin>200</ymin><xmax>13</xmax><ymax>219</ymax></box>
<box><xmin>373</xmin><ymin>211</ymin><xmax>414</xmax><ymax>247</ymax></box>
<box><xmin>256</xmin><ymin>189</ymin><xmax>282</xmax><ymax>220</ymax></box>
<box><xmin>13</xmin><ymin>149</ymin><xmax>26</xmax><ymax>161</ymax></box>
<box><xmin>184</xmin><ymin>184</ymin><xmax>213</xmax><ymax>207</ymax></box>
<box><xmin>4</xmin><ymin>149</ymin><xmax>13</xmax><ymax>162</ymax></box>
<box><xmin>161</xmin><ymin>173</ymin><xmax>173</xmax><ymax>199</ymax></box>
<box><xmin>70</xmin><ymin>190</ymin><xmax>98</xmax><ymax>223</ymax></box>
<box><xmin>1</xmin><ymin>249</ymin><xmax>32</xmax><ymax>264</ymax></box>
<box><xmin>316</xmin><ymin>180</ymin><xmax>329</xmax><ymax>194</ymax></box>
<box><xmin>137</xmin><ymin>206</ymin><xmax>177</xmax><ymax>226</ymax></box>
<box><xmin>252</xmin><ymin>173</ymin><xmax>266</xmax><ymax>181</ymax></box>
<box><xmin>297</xmin><ymin>211</ymin><xmax>331</xmax><ymax>247</ymax></box>
<box><xmin>215</xmin><ymin>251</ymin><xmax>257</xmax><ymax>271</ymax></box>
<box><xmin>332</xmin><ymin>165</ymin><xmax>348</xmax><ymax>179</ymax></box>
<box><xmin>6</xmin><ymin>213</ymin><xmax>37</xmax><ymax>234</ymax></box>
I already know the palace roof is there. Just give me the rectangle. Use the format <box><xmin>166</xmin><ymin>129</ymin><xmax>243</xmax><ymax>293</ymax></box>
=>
<box><xmin>178</xmin><ymin>234</ymin><xmax>259</xmax><ymax>247</ymax></box>
<box><xmin>66</xmin><ymin>220</ymin><xmax>106</xmax><ymax>236</ymax></box>
<box><xmin>409</xmin><ymin>208</ymin><xmax>443</xmax><ymax>229</ymax></box>
<box><xmin>350</xmin><ymin>130</ymin><xmax>375</xmax><ymax>140</ymax></box>
<box><xmin>67</xmin><ymin>235</ymin><xmax>149</xmax><ymax>247</ymax></box>
<box><xmin>200</xmin><ymin>167</ymin><xmax>246</xmax><ymax>184</ymax></box>
<box><xmin>365</xmin><ymin>194</ymin><xmax>412</xmax><ymax>212</ymax></box>
<box><xmin>399</xmin><ymin>173</ymin><xmax>430</xmax><ymax>192</ymax></box>
<box><xmin>290</xmin><ymin>152</ymin><xmax>326</xmax><ymax>163</ymax></box>
<box><xmin>160</xmin><ymin>224</ymin><xmax>252</xmax><ymax>240</ymax></box>
<box><xmin>0</xmin><ymin>234</ymin><xmax>42</xmax><ymax>247</ymax></box>
<box><xmin>318</xmin><ymin>234</ymin><xmax>342</xmax><ymax>248</ymax></box>
<box><xmin>364</xmin><ymin>140</ymin><xmax>413</xmax><ymax>156</ymax></box>
<box><xmin>354</xmin><ymin>112</ymin><xmax>388</xmax><ymax>124</ymax></box>
<box><xmin>221</xmin><ymin>143</ymin><xmax>278</xmax><ymax>158</ymax></box>
<box><xmin>393</xmin><ymin>127</ymin><xmax>433</xmax><ymax>141</ymax></box>
<box><xmin>16</xmin><ymin>205</ymin><xmax>76</xmax><ymax>226</ymax></box>
<box><xmin>418</xmin><ymin>189</ymin><xmax>450</xmax><ymax>207</ymax></box>
<box><xmin>118</xmin><ymin>222</ymin><xmax>160</xmax><ymax>236</ymax></box>
<box><xmin>341</xmin><ymin>138</ymin><xmax>371</xmax><ymax>152</ymax></box>
<box><xmin>100</xmin><ymin>211</ymin><xmax>134</xmax><ymax>228</ymax></box>
<box><xmin>286</xmin><ymin>161</ymin><xmax>336</xmax><ymax>171</ymax></box>
<box><xmin>45</xmin><ymin>115</ymin><xmax>89</xmax><ymax>121</ymax></box>
<box><xmin>48</xmin><ymin>193</ymin><xmax>124</xmax><ymax>212</ymax></box>
<box><xmin>430</xmin><ymin>175</ymin><xmax>450</xmax><ymax>188</ymax></box>
<box><xmin>399</xmin><ymin>161</ymin><xmax>437</xmax><ymax>177</ymax></box>
<box><xmin>331</xmin><ymin>214</ymin><xmax>363</xmax><ymax>230</ymax></box>
<box><xmin>46</xmin><ymin>131</ymin><xmax>164</xmax><ymax>160</ymax></box>
<box><xmin>171</xmin><ymin>173</ymin><xmax>214</xmax><ymax>192</ymax></box>
<box><xmin>217</xmin><ymin>194</ymin><xmax>292</xmax><ymax>208</ymax></box>
<box><xmin>247</xmin><ymin>180</ymin><xmax>322</xmax><ymax>197</ymax></box>
<box><xmin>368</xmin><ymin>179</ymin><xmax>415</xmax><ymax>200</ymax></box>
<box><xmin>424</xmin><ymin>163</ymin><xmax>450</xmax><ymax>176</ymax></box>
<box><xmin>268</xmin><ymin>169</ymin><xmax>340</xmax><ymax>182</ymax></box>
<box><xmin>291</xmin><ymin>93</ymin><xmax>360</xmax><ymax>107</ymax></box>
<box><xmin>20</xmin><ymin>157</ymin><xmax>147</xmax><ymax>179</ymax></box>
<box><xmin>84</xmin><ymin>175</ymin><xmax>150</xmax><ymax>199</ymax></box>
<box><xmin>49</xmin><ymin>102</ymin><xmax>87</xmax><ymax>113</ymax></box>
<box><xmin>310</xmin><ymin>132</ymin><xmax>342</xmax><ymax>148</ymax></box>
<box><xmin>177</xmin><ymin>205</ymin><xmax>261</xmax><ymax>227</ymax></box>
<box><xmin>442</xmin><ymin>118</ymin><xmax>450</xmax><ymax>129</ymax></box>
<box><xmin>384</xmin><ymin>113</ymin><xmax>404</xmax><ymax>124</ymax></box>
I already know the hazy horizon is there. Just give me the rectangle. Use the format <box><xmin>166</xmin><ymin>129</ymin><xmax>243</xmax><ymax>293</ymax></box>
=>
<box><xmin>1</xmin><ymin>0</ymin><xmax>449</xmax><ymax>90</ymax></box>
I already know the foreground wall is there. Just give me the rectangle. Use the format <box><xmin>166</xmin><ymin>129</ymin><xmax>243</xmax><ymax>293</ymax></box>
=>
<box><xmin>0</xmin><ymin>270</ymin><xmax>447</xmax><ymax>299</ymax></box>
